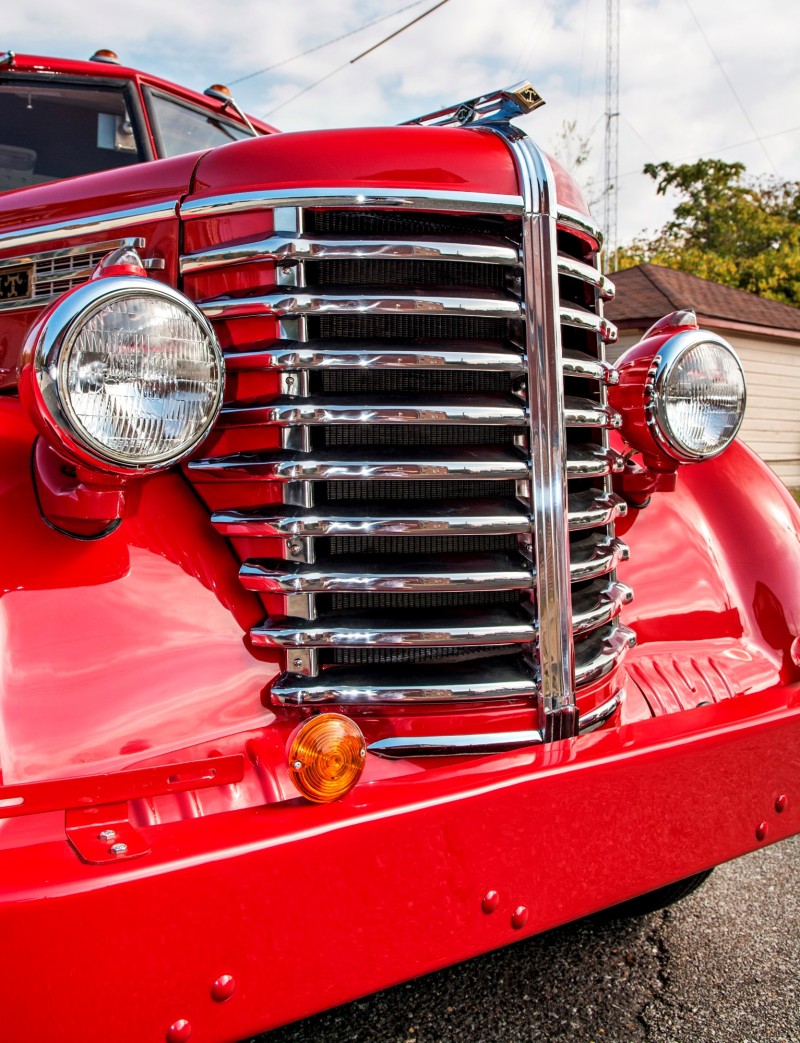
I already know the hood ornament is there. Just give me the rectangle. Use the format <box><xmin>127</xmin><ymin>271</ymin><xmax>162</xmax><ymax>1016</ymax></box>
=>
<box><xmin>403</xmin><ymin>81</ymin><xmax>544</xmax><ymax>129</ymax></box>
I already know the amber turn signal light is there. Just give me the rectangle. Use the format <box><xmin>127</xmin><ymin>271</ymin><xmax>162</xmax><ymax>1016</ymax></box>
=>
<box><xmin>288</xmin><ymin>714</ymin><xmax>366</xmax><ymax>803</ymax></box>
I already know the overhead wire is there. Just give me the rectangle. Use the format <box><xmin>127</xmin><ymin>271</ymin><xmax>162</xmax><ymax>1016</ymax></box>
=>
<box><xmin>262</xmin><ymin>0</ymin><xmax>451</xmax><ymax>118</ymax></box>
<box><xmin>682</xmin><ymin>0</ymin><xmax>776</xmax><ymax>173</ymax></box>
<box><xmin>229</xmin><ymin>0</ymin><xmax>428</xmax><ymax>85</ymax></box>
<box><xmin>617</xmin><ymin>123</ymin><xmax>800</xmax><ymax>180</ymax></box>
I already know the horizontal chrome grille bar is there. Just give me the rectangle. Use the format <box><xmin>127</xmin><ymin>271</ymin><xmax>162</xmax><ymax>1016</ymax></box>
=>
<box><xmin>182</xmin><ymin>233</ymin><xmax>520</xmax><ymax>274</ymax></box>
<box><xmin>181</xmin><ymin>187</ymin><xmax>525</xmax><ymax>219</ymax></box>
<box><xmin>556</xmin><ymin>205</ymin><xmax>603</xmax><ymax>247</ymax></box>
<box><xmin>240</xmin><ymin>553</ymin><xmax>533</xmax><ymax>595</ymax></box>
<box><xmin>201</xmin><ymin>290</ymin><xmax>523</xmax><ymax>321</ymax></box>
<box><xmin>210</xmin><ymin>491</ymin><xmax>626</xmax><ymax>538</ymax></box>
<box><xmin>572</xmin><ymin>580</ymin><xmax>634</xmax><ymax>636</ymax></box>
<box><xmin>218</xmin><ymin>394</ymin><xmax>527</xmax><ymax>428</ymax></box>
<box><xmin>222</xmin><ymin>341</ymin><xmax>526</xmax><ymax>373</ymax></box>
<box><xmin>563</xmin><ymin>396</ymin><xmax>622</xmax><ymax>429</ymax></box>
<box><xmin>570</xmin><ymin>534</ymin><xmax>629</xmax><ymax>582</ymax></box>
<box><xmin>190</xmin><ymin>446</ymin><xmax>530</xmax><ymax>482</ymax></box>
<box><xmin>568</xmin><ymin>490</ymin><xmax>628</xmax><ymax>530</ymax></box>
<box><xmin>567</xmin><ymin>444</ymin><xmax>624</xmax><ymax>478</ymax></box>
<box><xmin>562</xmin><ymin>348</ymin><xmax>619</xmax><ymax>385</ymax></box>
<box><xmin>191</xmin><ymin>444</ymin><xmax>621</xmax><ymax>482</ymax></box>
<box><xmin>559</xmin><ymin>306</ymin><xmax>618</xmax><ymax>344</ymax></box>
<box><xmin>270</xmin><ymin>661</ymin><xmax>538</xmax><ymax>705</ymax></box>
<box><xmin>251</xmin><ymin>609</ymin><xmax>535</xmax><ymax>649</ymax></box>
<box><xmin>557</xmin><ymin>256</ymin><xmax>615</xmax><ymax>299</ymax></box>
<box><xmin>574</xmin><ymin>624</ymin><xmax>637</xmax><ymax>686</ymax></box>
<box><xmin>212</xmin><ymin>500</ymin><xmax>531</xmax><ymax>538</ymax></box>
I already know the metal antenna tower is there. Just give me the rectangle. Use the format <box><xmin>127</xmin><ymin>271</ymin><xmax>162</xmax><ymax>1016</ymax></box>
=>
<box><xmin>603</xmin><ymin>0</ymin><xmax>620</xmax><ymax>270</ymax></box>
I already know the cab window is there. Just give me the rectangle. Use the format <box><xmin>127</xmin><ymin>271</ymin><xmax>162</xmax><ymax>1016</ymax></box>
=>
<box><xmin>0</xmin><ymin>81</ymin><xmax>143</xmax><ymax>189</ymax></box>
<box><xmin>147</xmin><ymin>90</ymin><xmax>254</xmax><ymax>158</ymax></box>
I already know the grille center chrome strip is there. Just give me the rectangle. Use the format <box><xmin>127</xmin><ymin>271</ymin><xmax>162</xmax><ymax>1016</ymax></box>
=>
<box><xmin>491</xmin><ymin>129</ymin><xmax>577</xmax><ymax>741</ymax></box>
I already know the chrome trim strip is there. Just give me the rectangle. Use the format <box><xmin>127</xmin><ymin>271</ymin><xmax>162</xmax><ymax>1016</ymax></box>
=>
<box><xmin>251</xmin><ymin>611</ymin><xmax>536</xmax><ymax>649</ymax></box>
<box><xmin>578</xmin><ymin>689</ymin><xmax>624</xmax><ymax>734</ymax></box>
<box><xmin>240</xmin><ymin>554</ymin><xmax>534</xmax><ymax>595</ymax></box>
<box><xmin>218</xmin><ymin>395</ymin><xmax>528</xmax><ymax>428</ymax></box>
<box><xmin>556</xmin><ymin>206</ymin><xmax>604</xmax><ymax>247</ymax></box>
<box><xmin>181</xmin><ymin>233</ymin><xmax>520</xmax><ymax>274</ymax></box>
<box><xmin>368</xmin><ymin>730</ymin><xmax>544</xmax><ymax>758</ymax></box>
<box><xmin>212</xmin><ymin>501</ymin><xmax>531</xmax><ymax>538</ymax></box>
<box><xmin>495</xmin><ymin>130</ymin><xmax>576</xmax><ymax>740</ymax></box>
<box><xmin>190</xmin><ymin>446</ymin><xmax>530</xmax><ymax>482</ymax></box>
<box><xmin>271</xmin><ymin>663</ymin><xmax>538</xmax><ymax>705</ymax></box>
<box><xmin>557</xmin><ymin>256</ymin><xmax>615</xmax><ymax>299</ymax></box>
<box><xmin>200</xmin><ymin>290</ymin><xmax>523</xmax><ymax>321</ymax></box>
<box><xmin>564</xmin><ymin>396</ymin><xmax>622</xmax><ymax>429</ymax></box>
<box><xmin>561</xmin><ymin>348</ymin><xmax>619</xmax><ymax>385</ymax></box>
<box><xmin>223</xmin><ymin>342</ymin><xmax>526</xmax><ymax>373</ymax></box>
<box><xmin>0</xmin><ymin>203</ymin><xmax>176</xmax><ymax>255</ymax></box>
<box><xmin>181</xmin><ymin>187</ymin><xmax>525</xmax><ymax>219</ymax></box>
<box><xmin>559</xmin><ymin>307</ymin><xmax>618</xmax><ymax>344</ymax></box>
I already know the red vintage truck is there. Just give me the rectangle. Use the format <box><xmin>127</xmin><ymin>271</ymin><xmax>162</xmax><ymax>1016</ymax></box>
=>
<box><xmin>0</xmin><ymin>48</ymin><xmax>798</xmax><ymax>1043</ymax></box>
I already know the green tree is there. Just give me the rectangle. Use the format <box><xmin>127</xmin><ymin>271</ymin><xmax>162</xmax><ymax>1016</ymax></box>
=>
<box><xmin>618</xmin><ymin>159</ymin><xmax>800</xmax><ymax>307</ymax></box>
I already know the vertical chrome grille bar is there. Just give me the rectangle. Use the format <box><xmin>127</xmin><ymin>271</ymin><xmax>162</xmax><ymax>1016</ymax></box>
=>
<box><xmin>488</xmin><ymin>129</ymin><xmax>576</xmax><ymax>740</ymax></box>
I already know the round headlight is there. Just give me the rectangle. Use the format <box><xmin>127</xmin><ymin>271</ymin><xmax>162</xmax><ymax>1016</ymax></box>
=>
<box><xmin>30</xmin><ymin>277</ymin><xmax>224</xmax><ymax>472</ymax></box>
<box><xmin>648</xmin><ymin>331</ymin><xmax>746</xmax><ymax>462</ymax></box>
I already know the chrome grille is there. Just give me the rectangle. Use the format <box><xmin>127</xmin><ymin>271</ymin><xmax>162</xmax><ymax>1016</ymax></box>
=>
<box><xmin>183</xmin><ymin>176</ymin><xmax>634</xmax><ymax>723</ymax></box>
<box><xmin>0</xmin><ymin>238</ymin><xmax>141</xmax><ymax>311</ymax></box>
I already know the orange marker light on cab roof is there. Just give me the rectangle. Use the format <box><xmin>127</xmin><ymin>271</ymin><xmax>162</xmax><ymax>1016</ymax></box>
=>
<box><xmin>288</xmin><ymin>714</ymin><xmax>366</xmax><ymax>804</ymax></box>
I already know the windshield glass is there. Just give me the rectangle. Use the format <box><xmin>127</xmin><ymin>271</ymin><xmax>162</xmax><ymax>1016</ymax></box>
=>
<box><xmin>0</xmin><ymin>81</ymin><xmax>143</xmax><ymax>189</ymax></box>
<box><xmin>147</xmin><ymin>91</ymin><xmax>254</xmax><ymax>158</ymax></box>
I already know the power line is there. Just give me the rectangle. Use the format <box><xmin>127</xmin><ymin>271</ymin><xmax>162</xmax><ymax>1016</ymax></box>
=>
<box><xmin>263</xmin><ymin>0</ymin><xmax>450</xmax><ymax>118</ymax></box>
<box><xmin>617</xmin><ymin>122</ymin><xmax>800</xmax><ymax>180</ymax></box>
<box><xmin>682</xmin><ymin>0</ymin><xmax>776</xmax><ymax>173</ymax></box>
<box><xmin>229</xmin><ymin>0</ymin><xmax>428</xmax><ymax>85</ymax></box>
<box><xmin>350</xmin><ymin>0</ymin><xmax>450</xmax><ymax>63</ymax></box>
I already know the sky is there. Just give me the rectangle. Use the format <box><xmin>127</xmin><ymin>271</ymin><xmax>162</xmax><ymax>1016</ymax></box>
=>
<box><xmin>4</xmin><ymin>0</ymin><xmax>799</xmax><ymax>248</ymax></box>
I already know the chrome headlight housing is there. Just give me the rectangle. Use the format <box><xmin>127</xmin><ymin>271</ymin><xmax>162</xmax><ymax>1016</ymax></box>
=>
<box><xmin>28</xmin><ymin>277</ymin><xmax>224</xmax><ymax>472</ymax></box>
<box><xmin>648</xmin><ymin>330</ymin><xmax>746</xmax><ymax>462</ymax></box>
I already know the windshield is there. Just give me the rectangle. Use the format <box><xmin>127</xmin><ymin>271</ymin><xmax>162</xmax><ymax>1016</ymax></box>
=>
<box><xmin>147</xmin><ymin>90</ymin><xmax>254</xmax><ymax>158</ymax></box>
<box><xmin>0</xmin><ymin>81</ymin><xmax>144</xmax><ymax>189</ymax></box>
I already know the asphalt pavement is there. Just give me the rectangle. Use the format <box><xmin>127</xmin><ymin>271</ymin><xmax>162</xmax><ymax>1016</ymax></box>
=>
<box><xmin>255</xmin><ymin>833</ymin><xmax>800</xmax><ymax>1043</ymax></box>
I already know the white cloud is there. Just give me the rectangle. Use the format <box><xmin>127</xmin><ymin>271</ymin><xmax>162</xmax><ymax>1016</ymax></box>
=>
<box><xmin>3</xmin><ymin>0</ymin><xmax>799</xmax><ymax>245</ymax></box>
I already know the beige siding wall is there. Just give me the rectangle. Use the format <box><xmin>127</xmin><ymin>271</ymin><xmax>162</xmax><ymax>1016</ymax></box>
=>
<box><xmin>602</xmin><ymin>327</ymin><xmax>800</xmax><ymax>488</ymax></box>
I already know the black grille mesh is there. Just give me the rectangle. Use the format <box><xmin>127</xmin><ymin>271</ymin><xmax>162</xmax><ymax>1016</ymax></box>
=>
<box><xmin>318</xmin><ymin>369</ymin><xmax>513</xmax><ymax>394</ymax></box>
<box><xmin>324</xmin><ymin>589</ymin><xmax>522</xmax><ymax>612</ymax></box>
<box><xmin>323</xmin><ymin>424</ymin><xmax>515</xmax><ymax>446</ymax></box>
<box><xmin>330</xmin><ymin>646</ymin><xmax>518</xmax><ymax>666</ymax></box>
<box><xmin>316</xmin><ymin>315</ymin><xmax>510</xmax><ymax>341</ymax></box>
<box><xmin>320</xmin><ymin>479</ymin><xmax>515</xmax><ymax>502</ymax></box>
<box><xmin>326</xmin><ymin>534</ymin><xmax>519</xmax><ymax>556</ymax></box>
<box><xmin>307</xmin><ymin>209</ymin><xmax>513</xmax><ymax>238</ymax></box>
<box><xmin>308</xmin><ymin>259</ymin><xmax>507</xmax><ymax>290</ymax></box>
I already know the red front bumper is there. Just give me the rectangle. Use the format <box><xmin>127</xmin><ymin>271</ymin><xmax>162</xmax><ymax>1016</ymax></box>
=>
<box><xmin>2</xmin><ymin>685</ymin><xmax>799</xmax><ymax>1043</ymax></box>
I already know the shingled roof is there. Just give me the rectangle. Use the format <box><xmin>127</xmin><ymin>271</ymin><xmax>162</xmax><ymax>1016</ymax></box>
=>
<box><xmin>605</xmin><ymin>263</ymin><xmax>800</xmax><ymax>335</ymax></box>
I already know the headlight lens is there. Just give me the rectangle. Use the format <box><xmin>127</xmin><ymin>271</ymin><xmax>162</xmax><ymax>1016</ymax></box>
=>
<box><xmin>650</xmin><ymin>332</ymin><xmax>746</xmax><ymax>461</ymax></box>
<box><xmin>32</xmin><ymin>278</ymin><xmax>224</xmax><ymax>471</ymax></box>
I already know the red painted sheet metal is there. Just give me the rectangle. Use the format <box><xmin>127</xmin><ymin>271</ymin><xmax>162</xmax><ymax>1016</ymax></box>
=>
<box><xmin>189</xmin><ymin>126</ymin><xmax>522</xmax><ymax>199</ymax></box>
<box><xmin>1</xmin><ymin>686</ymin><xmax>798</xmax><ymax>1043</ymax></box>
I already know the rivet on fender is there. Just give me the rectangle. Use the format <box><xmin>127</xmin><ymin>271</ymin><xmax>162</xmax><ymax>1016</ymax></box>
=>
<box><xmin>166</xmin><ymin>1019</ymin><xmax>192</xmax><ymax>1043</ymax></box>
<box><xmin>756</xmin><ymin>821</ymin><xmax>768</xmax><ymax>841</ymax></box>
<box><xmin>511</xmin><ymin>905</ymin><xmax>529</xmax><ymax>930</ymax></box>
<box><xmin>481</xmin><ymin>890</ymin><xmax>500</xmax><ymax>914</ymax></box>
<box><xmin>211</xmin><ymin>974</ymin><xmax>236</xmax><ymax>1003</ymax></box>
